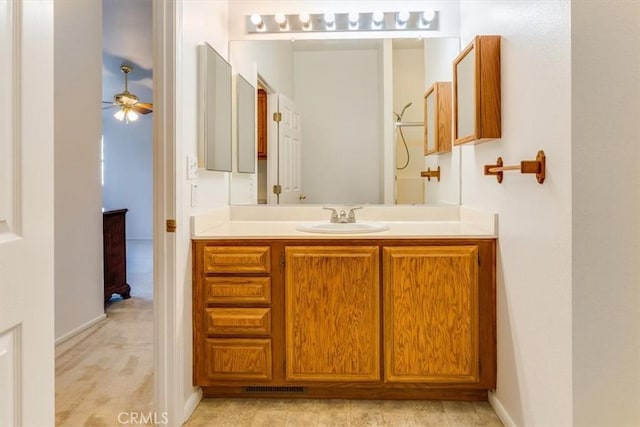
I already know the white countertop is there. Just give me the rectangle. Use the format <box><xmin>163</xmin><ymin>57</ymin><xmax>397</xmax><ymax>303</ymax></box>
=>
<box><xmin>191</xmin><ymin>205</ymin><xmax>497</xmax><ymax>240</ymax></box>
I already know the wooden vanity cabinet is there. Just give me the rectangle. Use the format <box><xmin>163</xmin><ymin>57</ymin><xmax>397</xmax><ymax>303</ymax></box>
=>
<box><xmin>193</xmin><ymin>239</ymin><xmax>496</xmax><ymax>400</ymax></box>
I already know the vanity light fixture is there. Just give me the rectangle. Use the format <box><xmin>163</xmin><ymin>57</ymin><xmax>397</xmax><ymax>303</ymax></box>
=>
<box><xmin>246</xmin><ymin>11</ymin><xmax>439</xmax><ymax>33</ymax></box>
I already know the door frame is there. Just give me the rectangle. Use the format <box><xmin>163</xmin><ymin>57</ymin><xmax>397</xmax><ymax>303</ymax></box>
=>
<box><xmin>152</xmin><ymin>0</ymin><xmax>180</xmax><ymax>424</ymax></box>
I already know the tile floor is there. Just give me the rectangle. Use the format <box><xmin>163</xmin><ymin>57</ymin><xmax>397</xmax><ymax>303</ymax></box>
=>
<box><xmin>184</xmin><ymin>398</ymin><xmax>504</xmax><ymax>426</ymax></box>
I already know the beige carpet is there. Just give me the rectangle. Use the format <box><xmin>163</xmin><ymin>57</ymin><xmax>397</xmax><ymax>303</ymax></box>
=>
<box><xmin>56</xmin><ymin>240</ymin><xmax>153</xmax><ymax>427</ymax></box>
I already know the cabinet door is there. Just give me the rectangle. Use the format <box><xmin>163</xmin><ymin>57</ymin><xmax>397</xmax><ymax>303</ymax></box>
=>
<box><xmin>383</xmin><ymin>246</ymin><xmax>479</xmax><ymax>383</ymax></box>
<box><xmin>285</xmin><ymin>246</ymin><xmax>380</xmax><ymax>381</ymax></box>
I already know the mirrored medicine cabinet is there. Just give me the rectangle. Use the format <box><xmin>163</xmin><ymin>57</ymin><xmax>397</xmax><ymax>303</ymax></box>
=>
<box><xmin>198</xmin><ymin>42</ymin><xmax>232</xmax><ymax>172</ymax></box>
<box><xmin>453</xmin><ymin>35</ymin><xmax>501</xmax><ymax>145</ymax></box>
<box><xmin>424</xmin><ymin>81</ymin><xmax>452</xmax><ymax>156</ymax></box>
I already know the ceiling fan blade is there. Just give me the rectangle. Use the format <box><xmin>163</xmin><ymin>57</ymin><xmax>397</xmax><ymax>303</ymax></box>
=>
<box><xmin>102</xmin><ymin>104</ymin><xmax>118</xmax><ymax>110</ymax></box>
<box><xmin>131</xmin><ymin>103</ymin><xmax>153</xmax><ymax>114</ymax></box>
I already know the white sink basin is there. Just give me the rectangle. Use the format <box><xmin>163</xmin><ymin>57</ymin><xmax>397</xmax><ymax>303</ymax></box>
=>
<box><xmin>296</xmin><ymin>221</ymin><xmax>390</xmax><ymax>234</ymax></box>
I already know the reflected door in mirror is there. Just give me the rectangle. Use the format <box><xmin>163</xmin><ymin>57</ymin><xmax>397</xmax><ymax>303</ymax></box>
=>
<box><xmin>453</xmin><ymin>35</ymin><xmax>501</xmax><ymax>145</ymax></box>
<box><xmin>257</xmin><ymin>89</ymin><xmax>267</xmax><ymax>159</ymax></box>
<box><xmin>424</xmin><ymin>82</ymin><xmax>452</xmax><ymax>155</ymax></box>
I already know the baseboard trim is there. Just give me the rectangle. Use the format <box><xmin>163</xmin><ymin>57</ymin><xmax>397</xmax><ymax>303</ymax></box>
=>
<box><xmin>489</xmin><ymin>391</ymin><xmax>517</xmax><ymax>427</ymax></box>
<box><xmin>55</xmin><ymin>313</ymin><xmax>107</xmax><ymax>346</ymax></box>
<box><xmin>183</xmin><ymin>388</ymin><xmax>203</xmax><ymax>424</ymax></box>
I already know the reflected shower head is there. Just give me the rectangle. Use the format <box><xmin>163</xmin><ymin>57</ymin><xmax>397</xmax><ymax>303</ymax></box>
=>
<box><xmin>394</xmin><ymin>102</ymin><xmax>413</xmax><ymax>121</ymax></box>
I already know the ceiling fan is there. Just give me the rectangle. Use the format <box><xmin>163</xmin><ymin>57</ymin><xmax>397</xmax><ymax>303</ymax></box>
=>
<box><xmin>103</xmin><ymin>65</ymin><xmax>153</xmax><ymax>123</ymax></box>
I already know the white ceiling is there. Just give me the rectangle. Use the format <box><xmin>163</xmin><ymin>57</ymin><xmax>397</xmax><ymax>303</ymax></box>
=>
<box><xmin>102</xmin><ymin>0</ymin><xmax>153</xmax><ymax>104</ymax></box>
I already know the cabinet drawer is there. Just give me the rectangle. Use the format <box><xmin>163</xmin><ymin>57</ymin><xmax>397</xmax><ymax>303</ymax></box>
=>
<box><xmin>205</xmin><ymin>338</ymin><xmax>272</xmax><ymax>380</ymax></box>
<box><xmin>203</xmin><ymin>246</ymin><xmax>271</xmax><ymax>274</ymax></box>
<box><xmin>205</xmin><ymin>277</ymin><xmax>271</xmax><ymax>304</ymax></box>
<box><xmin>205</xmin><ymin>308</ymin><xmax>271</xmax><ymax>335</ymax></box>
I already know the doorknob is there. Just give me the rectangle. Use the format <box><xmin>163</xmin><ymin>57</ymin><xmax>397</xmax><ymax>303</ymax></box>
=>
<box><xmin>298</xmin><ymin>194</ymin><xmax>307</xmax><ymax>200</ymax></box>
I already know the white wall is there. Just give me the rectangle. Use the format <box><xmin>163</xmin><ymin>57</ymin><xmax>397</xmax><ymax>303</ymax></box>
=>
<box><xmin>102</xmin><ymin>115</ymin><xmax>154</xmax><ymax>239</ymax></box>
<box><xmin>177</xmin><ymin>0</ymin><xmax>230</xmax><ymax>420</ymax></box>
<box><xmin>459</xmin><ymin>1</ymin><xmax>573</xmax><ymax>425</ymax></box>
<box><xmin>294</xmin><ymin>46</ymin><xmax>382</xmax><ymax>204</ymax></box>
<box><xmin>54</xmin><ymin>0</ymin><xmax>105</xmax><ymax>340</ymax></box>
<box><xmin>571</xmin><ymin>2</ymin><xmax>640</xmax><ymax>426</ymax></box>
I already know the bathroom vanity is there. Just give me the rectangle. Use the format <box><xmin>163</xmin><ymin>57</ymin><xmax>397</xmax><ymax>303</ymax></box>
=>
<box><xmin>192</xmin><ymin>206</ymin><xmax>496</xmax><ymax>400</ymax></box>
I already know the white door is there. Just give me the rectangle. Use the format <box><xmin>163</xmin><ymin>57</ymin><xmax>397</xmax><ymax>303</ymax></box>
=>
<box><xmin>276</xmin><ymin>93</ymin><xmax>303</xmax><ymax>204</ymax></box>
<box><xmin>0</xmin><ymin>2</ymin><xmax>55</xmax><ymax>426</ymax></box>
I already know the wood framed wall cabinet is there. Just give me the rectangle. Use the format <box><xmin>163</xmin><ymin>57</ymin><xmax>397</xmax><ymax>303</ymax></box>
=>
<box><xmin>453</xmin><ymin>35</ymin><xmax>501</xmax><ymax>145</ymax></box>
<box><xmin>424</xmin><ymin>81</ymin><xmax>453</xmax><ymax>155</ymax></box>
<box><xmin>193</xmin><ymin>238</ymin><xmax>496</xmax><ymax>400</ymax></box>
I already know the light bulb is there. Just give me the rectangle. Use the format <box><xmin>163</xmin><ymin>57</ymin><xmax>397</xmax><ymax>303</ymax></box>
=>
<box><xmin>114</xmin><ymin>109</ymin><xmax>125</xmax><ymax>121</ymax></box>
<box><xmin>126</xmin><ymin>110</ymin><xmax>139</xmax><ymax>122</ymax></box>
<box><xmin>348</xmin><ymin>11</ymin><xmax>359</xmax><ymax>29</ymax></box>
<box><xmin>422</xmin><ymin>10</ymin><xmax>435</xmax><ymax>23</ymax></box>
<box><xmin>324</xmin><ymin>12</ymin><xmax>335</xmax><ymax>25</ymax></box>
<box><xmin>250</xmin><ymin>14</ymin><xmax>262</xmax><ymax>26</ymax></box>
<box><xmin>372</xmin><ymin>11</ymin><xmax>384</xmax><ymax>24</ymax></box>
<box><xmin>274</xmin><ymin>12</ymin><xmax>286</xmax><ymax>24</ymax></box>
<box><xmin>299</xmin><ymin>12</ymin><xmax>310</xmax><ymax>24</ymax></box>
<box><xmin>397</xmin><ymin>11</ymin><xmax>410</xmax><ymax>24</ymax></box>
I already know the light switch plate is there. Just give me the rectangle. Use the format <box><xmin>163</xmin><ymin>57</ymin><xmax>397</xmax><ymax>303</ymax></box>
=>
<box><xmin>190</xmin><ymin>184</ymin><xmax>198</xmax><ymax>207</ymax></box>
<box><xmin>187</xmin><ymin>155</ymin><xmax>198</xmax><ymax>180</ymax></box>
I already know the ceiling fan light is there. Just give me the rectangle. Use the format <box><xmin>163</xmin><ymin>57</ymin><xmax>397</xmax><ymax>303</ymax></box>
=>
<box><xmin>126</xmin><ymin>109</ymin><xmax>139</xmax><ymax>122</ymax></box>
<box><xmin>114</xmin><ymin>109</ymin><xmax>126</xmax><ymax>121</ymax></box>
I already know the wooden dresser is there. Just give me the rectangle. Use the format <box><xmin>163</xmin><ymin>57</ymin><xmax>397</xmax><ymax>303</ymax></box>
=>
<box><xmin>103</xmin><ymin>209</ymin><xmax>131</xmax><ymax>302</ymax></box>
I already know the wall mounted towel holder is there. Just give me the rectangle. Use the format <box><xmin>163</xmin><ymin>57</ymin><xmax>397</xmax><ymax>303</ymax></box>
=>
<box><xmin>484</xmin><ymin>150</ymin><xmax>546</xmax><ymax>184</ymax></box>
<box><xmin>420</xmin><ymin>166</ymin><xmax>441</xmax><ymax>182</ymax></box>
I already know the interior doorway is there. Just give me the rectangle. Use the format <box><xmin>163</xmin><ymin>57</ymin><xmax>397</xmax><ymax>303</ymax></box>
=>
<box><xmin>54</xmin><ymin>0</ymin><xmax>156</xmax><ymax>424</ymax></box>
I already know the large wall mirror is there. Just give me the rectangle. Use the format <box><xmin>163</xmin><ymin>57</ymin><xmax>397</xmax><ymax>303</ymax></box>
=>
<box><xmin>229</xmin><ymin>37</ymin><xmax>460</xmax><ymax>205</ymax></box>
<box><xmin>198</xmin><ymin>42</ymin><xmax>232</xmax><ymax>172</ymax></box>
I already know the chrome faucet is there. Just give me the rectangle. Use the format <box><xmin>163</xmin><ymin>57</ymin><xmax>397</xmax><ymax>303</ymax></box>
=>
<box><xmin>323</xmin><ymin>207</ymin><xmax>362</xmax><ymax>223</ymax></box>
